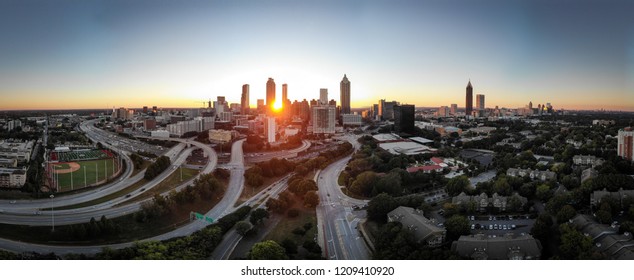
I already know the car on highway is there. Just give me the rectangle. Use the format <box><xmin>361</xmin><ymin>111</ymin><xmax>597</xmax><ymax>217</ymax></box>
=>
<box><xmin>10</xmin><ymin>200</ymin><xmax>16</xmax><ymax>204</ymax></box>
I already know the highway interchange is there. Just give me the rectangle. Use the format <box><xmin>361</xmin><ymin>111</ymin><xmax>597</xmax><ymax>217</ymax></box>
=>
<box><xmin>0</xmin><ymin>119</ymin><xmax>371</xmax><ymax>259</ymax></box>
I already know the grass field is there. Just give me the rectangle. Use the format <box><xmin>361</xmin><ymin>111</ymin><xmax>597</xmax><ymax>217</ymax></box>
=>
<box><xmin>51</xmin><ymin>159</ymin><xmax>121</xmax><ymax>192</ymax></box>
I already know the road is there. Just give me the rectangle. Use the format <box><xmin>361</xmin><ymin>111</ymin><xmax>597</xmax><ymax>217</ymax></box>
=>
<box><xmin>210</xmin><ymin>174</ymin><xmax>293</xmax><ymax>259</ymax></box>
<box><xmin>245</xmin><ymin>140</ymin><xmax>311</xmax><ymax>163</ymax></box>
<box><xmin>0</xmin><ymin>128</ymin><xmax>226</xmax><ymax>255</ymax></box>
<box><xmin>316</xmin><ymin>156</ymin><xmax>370</xmax><ymax>260</ymax></box>
<box><xmin>0</xmin><ymin>146</ymin><xmax>196</xmax><ymax>225</ymax></box>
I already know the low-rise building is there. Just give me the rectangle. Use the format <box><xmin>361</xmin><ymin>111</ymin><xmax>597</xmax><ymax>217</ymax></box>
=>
<box><xmin>0</xmin><ymin>140</ymin><xmax>35</xmax><ymax>163</ymax></box>
<box><xmin>590</xmin><ymin>188</ymin><xmax>634</xmax><ymax>207</ymax></box>
<box><xmin>581</xmin><ymin>167</ymin><xmax>598</xmax><ymax>183</ymax></box>
<box><xmin>573</xmin><ymin>155</ymin><xmax>604</xmax><ymax>167</ymax></box>
<box><xmin>150</xmin><ymin>130</ymin><xmax>169</xmax><ymax>138</ymax></box>
<box><xmin>451</xmin><ymin>233</ymin><xmax>542</xmax><ymax>260</ymax></box>
<box><xmin>387</xmin><ymin>206</ymin><xmax>445</xmax><ymax>247</ymax></box>
<box><xmin>208</xmin><ymin>129</ymin><xmax>234</xmax><ymax>143</ymax></box>
<box><xmin>506</xmin><ymin>168</ymin><xmax>556</xmax><ymax>181</ymax></box>
<box><xmin>0</xmin><ymin>167</ymin><xmax>27</xmax><ymax>188</ymax></box>
<box><xmin>0</xmin><ymin>158</ymin><xmax>17</xmax><ymax>168</ymax></box>
<box><xmin>342</xmin><ymin>114</ymin><xmax>362</xmax><ymax>126</ymax></box>
<box><xmin>571</xmin><ymin>215</ymin><xmax>634</xmax><ymax>260</ymax></box>
<box><xmin>452</xmin><ymin>192</ymin><xmax>528</xmax><ymax>212</ymax></box>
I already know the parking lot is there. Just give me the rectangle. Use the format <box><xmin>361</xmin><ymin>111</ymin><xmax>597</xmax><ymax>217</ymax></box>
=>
<box><xmin>468</xmin><ymin>214</ymin><xmax>535</xmax><ymax>235</ymax></box>
<box><xmin>429</xmin><ymin>212</ymin><xmax>535</xmax><ymax>236</ymax></box>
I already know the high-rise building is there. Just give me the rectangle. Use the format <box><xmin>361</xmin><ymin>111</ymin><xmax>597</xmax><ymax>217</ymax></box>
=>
<box><xmin>528</xmin><ymin>101</ymin><xmax>533</xmax><ymax>109</ymax></box>
<box><xmin>450</xmin><ymin>104</ymin><xmax>458</xmax><ymax>115</ymax></box>
<box><xmin>465</xmin><ymin>80</ymin><xmax>473</xmax><ymax>116</ymax></box>
<box><xmin>378</xmin><ymin>99</ymin><xmax>385</xmax><ymax>119</ymax></box>
<box><xmin>476</xmin><ymin>94</ymin><xmax>485</xmax><ymax>110</ymax></box>
<box><xmin>340</xmin><ymin>74</ymin><xmax>351</xmax><ymax>115</ymax></box>
<box><xmin>320</xmin><ymin>88</ymin><xmax>328</xmax><ymax>105</ymax></box>
<box><xmin>618</xmin><ymin>127</ymin><xmax>634</xmax><ymax>162</ymax></box>
<box><xmin>142</xmin><ymin>106</ymin><xmax>148</xmax><ymax>114</ymax></box>
<box><xmin>266</xmin><ymin>78</ymin><xmax>276</xmax><ymax>112</ymax></box>
<box><xmin>241</xmin><ymin>84</ymin><xmax>250</xmax><ymax>115</ymax></box>
<box><xmin>265</xmin><ymin>116</ymin><xmax>276</xmax><ymax>143</ymax></box>
<box><xmin>394</xmin><ymin>104</ymin><xmax>415</xmax><ymax>133</ymax></box>
<box><xmin>282</xmin><ymin>84</ymin><xmax>288</xmax><ymax>104</ymax></box>
<box><xmin>312</xmin><ymin>105</ymin><xmax>336</xmax><ymax>134</ymax></box>
<box><xmin>438</xmin><ymin>106</ymin><xmax>449</xmax><ymax>117</ymax></box>
<box><xmin>112</xmin><ymin>107</ymin><xmax>132</xmax><ymax>120</ymax></box>
<box><xmin>383</xmin><ymin>101</ymin><xmax>397</xmax><ymax>120</ymax></box>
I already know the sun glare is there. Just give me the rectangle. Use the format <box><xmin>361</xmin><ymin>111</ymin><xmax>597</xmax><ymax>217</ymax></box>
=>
<box><xmin>273</xmin><ymin>100</ymin><xmax>283</xmax><ymax>111</ymax></box>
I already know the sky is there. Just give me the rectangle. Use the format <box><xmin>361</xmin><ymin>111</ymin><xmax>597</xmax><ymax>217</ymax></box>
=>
<box><xmin>1</xmin><ymin>0</ymin><xmax>633</xmax><ymax>111</ymax></box>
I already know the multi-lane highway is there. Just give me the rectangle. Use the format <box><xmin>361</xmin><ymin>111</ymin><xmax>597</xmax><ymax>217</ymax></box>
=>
<box><xmin>245</xmin><ymin>140</ymin><xmax>311</xmax><ymax>163</ymax></box>
<box><xmin>210</xmin><ymin>174</ymin><xmax>293</xmax><ymax>259</ymax></box>
<box><xmin>0</xmin><ymin>119</ymin><xmax>226</xmax><ymax>254</ymax></box>
<box><xmin>316</xmin><ymin>155</ymin><xmax>370</xmax><ymax>260</ymax></box>
<box><xmin>314</xmin><ymin>133</ymin><xmax>371</xmax><ymax>260</ymax></box>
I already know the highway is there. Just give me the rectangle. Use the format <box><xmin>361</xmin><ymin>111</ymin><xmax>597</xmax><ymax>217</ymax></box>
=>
<box><xmin>0</xmin><ymin>146</ymin><xmax>196</xmax><ymax>225</ymax></box>
<box><xmin>245</xmin><ymin>140</ymin><xmax>311</xmax><ymax>163</ymax></box>
<box><xmin>0</xmin><ymin>119</ymin><xmax>229</xmax><ymax>254</ymax></box>
<box><xmin>210</xmin><ymin>174</ymin><xmax>293</xmax><ymax>259</ymax></box>
<box><xmin>315</xmin><ymin>133</ymin><xmax>370</xmax><ymax>260</ymax></box>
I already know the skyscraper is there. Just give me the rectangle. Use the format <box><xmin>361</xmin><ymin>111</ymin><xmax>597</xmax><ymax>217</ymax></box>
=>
<box><xmin>282</xmin><ymin>84</ymin><xmax>288</xmax><ymax>104</ymax></box>
<box><xmin>340</xmin><ymin>74</ymin><xmax>351</xmax><ymax>115</ymax></box>
<box><xmin>241</xmin><ymin>84</ymin><xmax>250</xmax><ymax>115</ymax></box>
<box><xmin>618</xmin><ymin>127</ymin><xmax>634</xmax><ymax>162</ymax></box>
<box><xmin>266</xmin><ymin>78</ymin><xmax>276</xmax><ymax>112</ymax></box>
<box><xmin>394</xmin><ymin>104</ymin><xmax>415</xmax><ymax>133</ymax></box>
<box><xmin>450</xmin><ymin>104</ymin><xmax>458</xmax><ymax>115</ymax></box>
<box><xmin>320</xmin><ymin>88</ymin><xmax>328</xmax><ymax>105</ymax></box>
<box><xmin>312</xmin><ymin>105</ymin><xmax>336</xmax><ymax>134</ymax></box>
<box><xmin>465</xmin><ymin>80</ymin><xmax>473</xmax><ymax>116</ymax></box>
<box><xmin>476</xmin><ymin>94</ymin><xmax>485</xmax><ymax>110</ymax></box>
<box><xmin>265</xmin><ymin>116</ymin><xmax>276</xmax><ymax>143</ymax></box>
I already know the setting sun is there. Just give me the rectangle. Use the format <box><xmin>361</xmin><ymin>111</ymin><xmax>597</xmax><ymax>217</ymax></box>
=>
<box><xmin>272</xmin><ymin>99</ymin><xmax>283</xmax><ymax>112</ymax></box>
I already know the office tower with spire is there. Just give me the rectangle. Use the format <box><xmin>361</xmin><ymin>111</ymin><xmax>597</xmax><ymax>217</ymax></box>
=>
<box><xmin>266</xmin><ymin>78</ymin><xmax>276</xmax><ymax>113</ymax></box>
<box><xmin>466</xmin><ymin>80</ymin><xmax>473</xmax><ymax>116</ymax></box>
<box><xmin>340</xmin><ymin>74</ymin><xmax>351</xmax><ymax>114</ymax></box>
<box><xmin>241</xmin><ymin>84</ymin><xmax>249</xmax><ymax>115</ymax></box>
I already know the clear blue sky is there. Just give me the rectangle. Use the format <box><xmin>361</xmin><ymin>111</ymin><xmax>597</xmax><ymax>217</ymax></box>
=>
<box><xmin>1</xmin><ymin>0</ymin><xmax>633</xmax><ymax>111</ymax></box>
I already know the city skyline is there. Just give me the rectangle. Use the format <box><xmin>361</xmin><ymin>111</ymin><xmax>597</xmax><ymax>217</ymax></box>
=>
<box><xmin>1</xmin><ymin>0</ymin><xmax>633</xmax><ymax>111</ymax></box>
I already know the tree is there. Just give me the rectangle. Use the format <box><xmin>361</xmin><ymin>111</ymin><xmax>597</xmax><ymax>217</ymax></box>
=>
<box><xmin>367</xmin><ymin>193</ymin><xmax>398</xmax><ymax>223</ymax></box>
<box><xmin>280</xmin><ymin>238</ymin><xmax>298</xmax><ymax>256</ymax></box>
<box><xmin>556</xmin><ymin>205</ymin><xmax>577</xmax><ymax>224</ymax></box>
<box><xmin>531</xmin><ymin>214</ymin><xmax>553</xmax><ymax>242</ymax></box>
<box><xmin>445</xmin><ymin>176</ymin><xmax>469</xmax><ymax>196</ymax></box>
<box><xmin>507</xmin><ymin>195</ymin><xmax>524</xmax><ymax>212</ymax></box>
<box><xmin>249</xmin><ymin>208</ymin><xmax>269</xmax><ymax>225</ymax></box>
<box><xmin>303</xmin><ymin>191</ymin><xmax>319</xmax><ymax>208</ymax></box>
<box><xmin>442</xmin><ymin>203</ymin><xmax>459</xmax><ymax>217</ymax></box>
<box><xmin>350</xmin><ymin>171</ymin><xmax>378</xmax><ymax>197</ymax></box>
<box><xmin>558</xmin><ymin>223</ymin><xmax>593</xmax><ymax>259</ymax></box>
<box><xmin>595</xmin><ymin>210</ymin><xmax>612</xmax><ymax>224</ymax></box>
<box><xmin>235</xmin><ymin>221</ymin><xmax>253</xmax><ymax>236</ymax></box>
<box><xmin>444</xmin><ymin>215</ymin><xmax>470</xmax><ymax>241</ymax></box>
<box><xmin>535</xmin><ymin>184</ymin><xmax>551</xmax><ymax>201</ymax></box>
<box><xmin>493</xmin><ymin>177</ymin><xmax>511</xmax><ymax>196</ymax></box>
<box><xmin>249</xmin><ymin>240</ymin><xmax>288</xmax><ymax>260</ymax></box>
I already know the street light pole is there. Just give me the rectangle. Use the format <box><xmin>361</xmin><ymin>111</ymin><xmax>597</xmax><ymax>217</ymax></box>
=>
<box><xmin>50</xmin><ymin>194</ymin><xmax>55</xmax><ymax>232</ymax></box>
